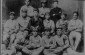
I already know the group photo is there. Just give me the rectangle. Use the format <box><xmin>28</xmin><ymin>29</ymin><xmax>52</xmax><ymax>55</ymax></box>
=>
<box><xmin>1</xmin><ymin>0</ymin><xmax>84</xmax><ymax>55</ymax></box>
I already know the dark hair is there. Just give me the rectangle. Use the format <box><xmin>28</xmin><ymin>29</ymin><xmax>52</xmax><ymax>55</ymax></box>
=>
<box><xmin>56</xmin><ymin>27</ymin><xmax>62</xmax><ymax>31</ymax></box>
<box><xmin>25</xmin><ymin>0</ymin><xmax>31</xmax><ymax>2</ymax></box>
<box><xmin>73</xmin><ymin>11</ymin><xmax>79</xmax><ymax>16</ymax></box>
<box><xmin>9</xmin><ymin>12</ymin><xmax>15</xmax><ymax>16</ymax></box>
<box><xmin>52</xmin><ymin>0</ymin><xmax>59</xmax><ymax>4</ymax></box>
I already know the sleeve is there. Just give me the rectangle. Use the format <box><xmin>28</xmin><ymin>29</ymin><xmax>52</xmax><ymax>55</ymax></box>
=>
<box><xmin>51</xmin><ymin>20</ymin><xmax>55</xmax><ymax>28</ymax></box>
<box><xmin>4</xmin><ymin>21</ymin><xmax>10</xmax><ymax>33</ymax></box>
<box><xmin>76</xmin><ymin>20</ymin><xmax>83</xmax><ymax>32</ymax></box>
<box><xmin>20</xmin><ymin>6</ymin><xmax>23</xmax><ymax>16</ymax></box>
<box><xmin>68</xmin><ymin>20</ymin><xmax>73</xmax><ymax>31</ymax></box>
<box><xmin>56</xmin><ymin>20</ymin><xmax>60</xmax><ymax>28</ymax></box>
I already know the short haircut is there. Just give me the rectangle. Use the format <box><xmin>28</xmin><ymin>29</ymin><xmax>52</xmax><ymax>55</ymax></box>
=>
<box><xmin>9</xmin><ymin>12</ymin><xmax>15</xmax><ymax>15</ymax></box>
<box><xmin>56</xmin><ymin>27</ymin><xmax>62</xmax><ymax>31</ymax></box>
<box><xmin>73</xmin><ymin>11</ymin><xmax>79</xmax><ymax>16</ymax></box>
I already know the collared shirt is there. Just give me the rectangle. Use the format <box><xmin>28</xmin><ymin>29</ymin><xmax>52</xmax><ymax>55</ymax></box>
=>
<box><xmin>43</xmin><ymin>19</ymin><xmax>55</xmax><ymax>30</ymax></box>
<box><xmin>54</xmin><ymin>34</ymin><xmax>68</xmax><ymax>47</ymax></box>
<box><xmin>39</xmin><ymin>7</ymin><xmax>50</xmax><ymax>17</ymax></box>
<box><xmin>4</xmin><ymin>19</ymin><xmax>18</xmax><ymax>34</ymax></box>
<box><xmin>20</xmin><ymin>5</ymin><xmax>34</xmax><ymax>17</ymax></box>
<box><xmin>41</xmin><ymin>35</ymin><xmax>55</xmax><ymax>48</ymax></box>
<box><xmin>17</xmin><ymin>16</ymin><xmax>30</xmax><ymax>31</ymax></box>
<box><xmin>29</xmin><ymin>35</ymin><xmax>42</xmax><ymax>47</ymax></box>
<box><xmin>68</xmin><ymin>19</ymin><xmax>83</xmax><ymax>32</ymax></box>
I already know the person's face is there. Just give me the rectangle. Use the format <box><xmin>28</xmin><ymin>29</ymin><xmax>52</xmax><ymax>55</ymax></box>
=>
<box><xmin>57</xmin><ymin>29</ymin><xmax>62</xmax><ymax>36</ymax></box>
<box><xmin>10</xmin><ymin>15</ymin><xmax>14</xmax><ymax>20</ymax></box>
<box><xmin>42</xmin><ymin>3</ymin><xmax>45</xmax><ymax>7</ymax></box>
<box><xmin>24</xmin><ymin>31</ymin><xmax>28</xmax><ymax>37</ymax></box>
<box><xmin>34</xmin><ymin>11</ymin><xmax>38</xmax><ymax>17</ymax></box>
<box><xmin>52</xmin><ymin>2</ymin><xmax>58</xmax><ymax>8</ymax></box>
<box><xmin>22</xmin><ymin>12</ymin><xmax>27</xmax><ymax>18</ymax></box>
<box><xmin>61</xmin><ymin>14</ymin><xmax>65</xmax><ymax>19</ymax></box>
<box><xmin>45</xmin><ymin>14</ymin><xmax>50</xmax><ymax>19</ymax></box>
<box><xmin>25</xmin><ymin>0</ymin><xmax>30</xmax><ymax>6</ymax></box>
<box><xmin>33</xmin><ymin>31</ymin><xmax>37</xmax><ymax>36</ymax></box>
<box><xmin>73</xmin><ymin>13</ymin><xmax>78</xmax><ymax>20</ymax></box>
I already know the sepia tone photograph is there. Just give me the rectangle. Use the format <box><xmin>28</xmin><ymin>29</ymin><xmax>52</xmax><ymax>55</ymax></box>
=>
<box><xmin>1</xmin><ymin>0</ymin><xmax>84</xmax><ymax>55</ymax></box>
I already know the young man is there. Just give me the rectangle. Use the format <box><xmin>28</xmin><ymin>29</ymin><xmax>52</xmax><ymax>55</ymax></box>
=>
<box><xmin>50</xmin><ymin>0</ymin><xmax>62</xmax><ymax>24</ymax></box>
<box><xmin>56</xmin><ymin>13</ymin><xmax>68</xmax><ymax>35</ymax></box>
<box><xmin>3</xmin><ymin>12</ymin><xmax>18</xmax><ymax>48</ymax></box>
<box><xmin>42</xmin><ymin>29</ymin><xmax>56</xmax><ymax>55</ymax></box>
<box><xmin>22</xmin><ymin>30</ymin><xmax>43</xmax><ymax>55</ymax></box>
<box><xmin>44</xmin><ymin>28</ymin><xmax>69</xmax><ymax>55</ymax></box>
<box><xmin>29</xmin><ymin>9</ymin><xmax>43</xmax><ymax>33</ymax></box>
<box><xmin>20</xmin><ymin>0</ymin><xmax>34</xmax><ymax>17</ymax></box>
<box><xmin>54</xmin><ymin>28</ymin><xmax>69</xmax><ymax>55</ymax></box>
<box><xmin>68</xmin><ymin>11</ymin><xmax>83</xmax><ymax>51</ymax></box>
<box><xmin>39</xmin><ymin>1</ymin><xmax>50</xmax><ymax>20</ymax></box>
<box><xmin>16</xmin><ymin>9</ymin><xmax>30</xmax><ymax>37</ymax></box>
<box><xmin>43</xmin><ymin>12</ymin><xmax>55</xmax><ymax>33</ymax></box>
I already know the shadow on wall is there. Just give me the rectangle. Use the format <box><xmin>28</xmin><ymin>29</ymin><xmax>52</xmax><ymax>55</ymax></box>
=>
<box><xmin>2</xmin><ymin>0</ymin><xmax>83</xmax><ymax>21</ymax></box>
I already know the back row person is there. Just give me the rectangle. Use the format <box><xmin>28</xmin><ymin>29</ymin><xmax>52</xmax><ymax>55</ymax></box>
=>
<box><xmin>20</xmin><ymin>0</ymin><xmax>62</xmax><ymax>23</ymax></box>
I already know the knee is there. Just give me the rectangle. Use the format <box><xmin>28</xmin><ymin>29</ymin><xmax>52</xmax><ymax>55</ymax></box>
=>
<box><xmin>22</xmin><ymin>47</ymin><xmax>27</xmax><ymax>52</ymax></box>
<box><xmin>16</xmin><ymin>52</ymin><xmax>22</xmax><ymax>55</ymax></box>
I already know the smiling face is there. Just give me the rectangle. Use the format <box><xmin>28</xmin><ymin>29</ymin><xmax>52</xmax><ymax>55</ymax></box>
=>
<box><xmin>73</xmin><ymin>13</ymin><xmax>78</xmax><ymax>20</ymax></box>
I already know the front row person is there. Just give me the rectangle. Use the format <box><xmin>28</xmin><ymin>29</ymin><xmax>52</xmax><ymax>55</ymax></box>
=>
<box><xmin>22</xmin><ymin>29</ymin><xmax>44</xmax><ymax>55</ymax></box>
<box><xmin>43</xmin><ymin>28</ymin><xmax>69</xmax><ymax>55</ymax></box>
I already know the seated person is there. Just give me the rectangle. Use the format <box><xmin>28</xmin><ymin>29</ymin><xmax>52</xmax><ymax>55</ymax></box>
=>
<box><xmin>42</xmin><ymin>29</ymin><xmax>56</xmax><ymax>55</ymax></box>
<box><xmin>14</xmin><ymin>30</ymin><xmax>29</xmax><ymax>50</ymax></box>
<box><xmin>43</xmin><ymin>12</ymin><xmax>55</xmax><ymax>34</ymax></box>
<box><xmin>3</xmin><ymin>12</ymin><xmax>18</xmax><ymax>49</ymax></box>
<box><xmin>68</xmin><ymin>11</ymin><xmax>83</xmax><ymax>51</ymax></box>
<box><xmin>44</xmin><ymin>28</ymin><xmax>69</xmax><ymax>55</ymax></box>
<box><xmin>17</xmin><ymin>9</ymin><xmax>30</xmax><ymax>32</ymax></box>
<box><xmin>1</xmin><ymin>44</ymin><xmax>16</xmax><ymax>55</ymax></box>
<box><xmin>22</xmin><ymin>30</ymin><xmax>44</xmax><ymax>55</ymax></box>
<box><xmin>56</xmin><ymin>13</ymin><xmax>68</xmax><ymax>35</ymax></box>
<box><xmin>29</xmin><ymin>9</ymin><xmax>44</xmax><ymax>33</ymax></box>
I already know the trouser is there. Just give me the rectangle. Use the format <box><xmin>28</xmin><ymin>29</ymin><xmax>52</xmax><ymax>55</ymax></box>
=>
<box><xmin>3</xmin><ymin>32</ymin><xmax>9</xmax><ymax>43</ymax></box>
<box><xmin>43</xmin><ymin>49</ymin><xmax>57</xmax><ymax>55</ymax></box>
<box><xmin>22</xmin><ymin>47</ymin><xmax>44</xmax><ymax>55</ymax></box>
<box><xmin>69</xmin><ymin>31</ymin><xmax>81</xmax><ymax>51</ymax></box>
